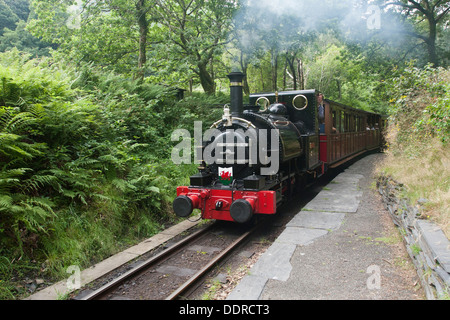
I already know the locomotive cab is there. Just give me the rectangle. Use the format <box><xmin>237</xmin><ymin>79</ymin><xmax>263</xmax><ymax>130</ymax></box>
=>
<box><xmin>249</xmin><ymin>89</ymin><xmax>321</xmax><ymax>171</ymax></box>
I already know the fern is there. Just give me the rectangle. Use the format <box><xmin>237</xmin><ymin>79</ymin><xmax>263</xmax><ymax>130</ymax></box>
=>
<box><xmin>0</xmin><ymin>168</ymin><xmax>30</xmax><ymax>193</ymax></box>
<box><xmin>12</xmin><ymin>196</ymin><xmax>55</xmax><ymax>231</ymax></box>
<box><xmin>111</xmin><ymin>178</ymin><xmax>136</xmax><ymax>193</ymax></box>
<box><xmin>0</xmin><ymin>107</ymin><xmax>46</xmax><ymax>165</ymax></box>
<box><xmin>0</xmin><ymin>193</ymin><xmax>55</xmax><ymax>252</ymax></box>
<box><xmin>2</xmin><ymin>112</ymin><xmax>38</xmax><ymax>133</ymax></box>
<box><xmin>21</xmin><ymin>174</ymin><xmax>60</xmax><ymax>194</ymax></box>
<box><xmin>0</xmin><ymin>51</ymin><xmax>208</xmax><ymax>285</ymax></box>
<box><xmin>0</xmin><ymin>194</ymin><xmax>13</xmax><ymax>209</ymax></box>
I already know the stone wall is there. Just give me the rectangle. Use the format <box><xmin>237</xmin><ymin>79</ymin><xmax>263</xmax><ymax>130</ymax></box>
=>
<box><xmin>377</xmin><ymin>175</ymin><xmax>450</xmax><ymax>300</ymax></box>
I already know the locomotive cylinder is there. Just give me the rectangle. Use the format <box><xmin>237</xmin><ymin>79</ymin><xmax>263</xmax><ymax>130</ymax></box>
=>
<box><xmin>227</xmin><ymin>72</ymin><xmax>245</xmax><ymax>117</ymax></box>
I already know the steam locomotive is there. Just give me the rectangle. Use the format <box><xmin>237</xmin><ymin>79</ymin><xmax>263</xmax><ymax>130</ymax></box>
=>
<box><xmin>173</xmin><ymin>72</ymin><xmax>385</xmax><ymax>223</ymax></box>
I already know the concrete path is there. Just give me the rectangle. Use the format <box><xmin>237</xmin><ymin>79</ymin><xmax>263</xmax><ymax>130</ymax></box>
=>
<box><xmin>228</xmin><ymin>154</ymin><xmax>423</xmax><ymax>300</ymax></box>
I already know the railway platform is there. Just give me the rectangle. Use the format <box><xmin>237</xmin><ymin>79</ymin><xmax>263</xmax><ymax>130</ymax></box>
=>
<box><xmin>227</xmin><ymin>153</ymin><xmax>424</xmax><ymax>300</ymax></box>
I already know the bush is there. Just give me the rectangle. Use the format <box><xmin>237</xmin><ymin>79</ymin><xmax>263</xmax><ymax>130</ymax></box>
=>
<box><xmin>380</xmin><ymin>65</ymin><xmax>449</xmax><ymax>238</ymax></box>
<box><xmin>0</xmin><ymin>50</ymin><xmax>226</xmax><ymax>298</ymax></box>
<box><xmin>387</xmin><ymin>65</ymin><xmax>450</xmax><ymax>148</ymax></box>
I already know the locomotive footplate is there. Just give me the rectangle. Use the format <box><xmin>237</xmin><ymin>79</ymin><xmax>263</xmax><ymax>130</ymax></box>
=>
<box><xmin>174</xmin><ymin>187</ymin><xmax>277</xmax><ymax>223</ymax></box>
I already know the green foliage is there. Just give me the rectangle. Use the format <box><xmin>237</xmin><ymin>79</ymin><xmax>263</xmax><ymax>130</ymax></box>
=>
<box><xmin>4</xmin><ymin>0</ymin><xmax>30</xmax><ymax>21</ymax></box>
<box><xmin>381</xmin><ymin>65</ymin><xmax>449</xmax><ymax>239</ymax></box>
<box><xmin>387</xmin><ymin>65</ymin><xmax>450</xmax><ymax>147</ymax></box>
<box><xmin>0</xmin><ymin>0</ymin><xmax>52</xmax><ymax>57</ymax></box>
<box><xmin>0</xmin><ymin>50</ymin><xmax>226</xmax><ymax>298</ymax></box>
<box><xmin>420</xmin><ymin>84</ymin><xmax>450</xmax><ymax>143</ymax></box>
<box><xmin>0</xmin><ymin>0</ymin><xmax>19</xmax><ymax>37</ymax></box>
<box><xmin>0</xmin><ymin>21</ymin><xmax>53</xmax><ymax>57</ymax></box>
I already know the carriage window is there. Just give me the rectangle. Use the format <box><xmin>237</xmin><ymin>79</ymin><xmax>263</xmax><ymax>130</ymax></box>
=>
<box><xmin>344</xmin><ymin>113</ymin><xmax>351</xmax><ymax>133</ymax></box>
<box><xmin>348</xmin><ymin>114</ymin><xmax>351</xmax><ymax>132</ymax></box>
<box><xmin>343</xmin><ymin>113</ymin><xmax>347</xmax><ymax>133</ymax></box>
<box><xmin>332</xmin><ymin>111</ymin><xmax>337</xmax><ymax>130</ymax></box>
<box><xmin>368</xmin><ymin>116</ymin><xmax>374</xmax><ymax>130</ymax></box>
<box><xmin>338</xmin><ymin>111</ymin><xmax>343</xmax><ymax>133</ymax></box>
<box><xmin>344</xmin><ymin>113</ymin><xmax>351</xmax><ymax>132</ymax></box>
<box><xmin>375</xmin><ymin>118</ymin><xmax>380</xmax><ymax>130</ymax></box>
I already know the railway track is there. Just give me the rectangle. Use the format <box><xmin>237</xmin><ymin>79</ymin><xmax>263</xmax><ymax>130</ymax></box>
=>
<box><xmin>77</xmin><ymin>221</ymin><xmax>261</xmax><ymax>300</ymax></box>
<box><xmin>73</xmin><ymin>160</ymin><xmax>350</xmax><ymax>301</ymax></box>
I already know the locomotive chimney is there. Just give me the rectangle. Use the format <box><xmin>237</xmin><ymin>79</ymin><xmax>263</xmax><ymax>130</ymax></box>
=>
<box><xmin>227</xmin><ymin>72</ymin><xmax>245</xmax><ymax>117</ymax></box>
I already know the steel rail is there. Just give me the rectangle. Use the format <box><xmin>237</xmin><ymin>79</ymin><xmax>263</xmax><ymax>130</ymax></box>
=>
<box><xmin>80</xmin><ymin>224</ymin><xmax>214</xmax><ymax>300</ymax></box>
<box><xmin>165</xmin><ymin>224</ymin><xmax>258</xmax><ymax>300</ymax></box>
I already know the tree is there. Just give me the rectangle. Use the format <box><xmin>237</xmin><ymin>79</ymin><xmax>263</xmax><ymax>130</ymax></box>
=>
<box><xmin>0</xmin><ymin>0</ymin><xmax>19</xmax><ymax>36</ymax></box>
<box><xmin>385</xmin><ymin>0</ymin><xmax>450</xmax><ymax>67</ymax></box>
<box><xmin>107</xmin><ymin>0</ymin><xmax>157</xmax><ymax>75</ymax></box>
<box><xmin>4</xmin><ymin>0</ymin><xmax>31</xmax><ymax>22</ymax></box>
<box><xmin>28</xmin><ymin>0</ymin><xmax>159</xmax><ymax>76</ymax></box>
<box><xmin>279</xmin><ymin>15</ymin><xmax>311</xmax><ymax>91</ymax></box>
<box><xmin>0</xmin><ymin>0</ymin><xmax>53</xmax><ymax>56</ymax></box>
<box><xmin>0</xmin><ymin>20</ymin><xmax>54</xmax><ymax>56</ymax></box>
<box><xmin>154</xmin><ymin>0</ymin><xmax>236</xmax><ymax>94</ymax></box>
<box><xmin>230</xmin><ymin>3</ymin><xmax>265</xmax><ymax>94</ymax></box>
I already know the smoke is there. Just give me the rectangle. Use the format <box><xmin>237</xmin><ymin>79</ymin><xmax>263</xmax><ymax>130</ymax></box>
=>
<box><xmin>233</xmin><ymin>0</ymin><xmax>409</xmax><ymax>50</ymax></box>
<box><xmin>243</xmin><ymin>0</ymin><xmax>348</xmax><ymax>30</ymax></box>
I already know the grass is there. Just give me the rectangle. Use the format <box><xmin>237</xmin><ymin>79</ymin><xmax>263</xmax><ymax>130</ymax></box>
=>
<box><xmin>0</xmin><ymin>209</ymin><xmax>169</xmax><ymax>300</ymax></box>
<box><xmin>377</xmin><ymin>130</ymin><xmax>450</xmax><ymax>238</ymax></box>
<box><xmin>201</xmin><ymin>279</ymin><xmax>223</xmax><ymax>300</ymax></box>
<box><xmin>379</xmin><ymin>66</ymin><xmax>449</xmax><ymax>237</ymax></box>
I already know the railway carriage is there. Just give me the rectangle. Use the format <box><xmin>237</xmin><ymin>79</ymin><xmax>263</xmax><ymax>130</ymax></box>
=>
<box><xmin>173</xmin><ymin>72</ymin><xmax>386</xmax><ymax>223</ymax></box>
<box><xmin>320</xmin><ymin>99</ymin><xmax>386</xmax><ymax>169</ymax></box>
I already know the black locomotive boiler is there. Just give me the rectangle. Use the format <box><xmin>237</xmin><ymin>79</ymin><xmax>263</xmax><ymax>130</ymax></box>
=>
<box><xmin>173</xmin><ymin>72</ymin><xmax>385</xmax><ymax>223</ymax></box>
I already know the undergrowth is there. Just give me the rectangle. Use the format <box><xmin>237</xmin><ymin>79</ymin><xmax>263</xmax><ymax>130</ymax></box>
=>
<box><xmin>0</xmin><ymin>49</ymin><xmax>224</xmax><ymax>299</ymax></box>
<box><xmin>379</xmin><ymin>65</ymin><xmax>449</xmax><ymax>237</ymax></box>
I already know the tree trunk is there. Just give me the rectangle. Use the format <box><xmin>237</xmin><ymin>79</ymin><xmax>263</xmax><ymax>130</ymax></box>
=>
<box><xmin>198</xmin><ymin>62</ymin><xmax>215</xmax><ymax>94</ymax></box>
<box><xmin>240</xmin><ymin>53</ymin><xmax>250</xmax><ymax>95</ymax></box>
<box><xmin>136</xmin><ymin>0</ymin><xmax>148</xmax><ymax>75</ymax></box>
<box><xmin>260</xmin><ymin>67</ymin><xmax>265</xmax><ymax>92</ymax></box>
<box><xmin>336</xmin><ymin>79</ymin><xmax>342</xmax><ymax>100</ymax></box>
<box><xmin>297</xmin><ymin>58</ymin><xmax>305</xmax><ymax>90</ymax></box>
<box><xmin>271</xmin><ymin>50</ymin><xmax>278</xmax><ymax>91</ymax></box>
<box><xmin>286</xmin><ymin>53</ymin><xmax>297</xmax><ymax>90</ymax></box>
<box><xmin>427</xmin><ymin>17</ymin><xmax>439</xmax><ymax>67</ymax></box>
